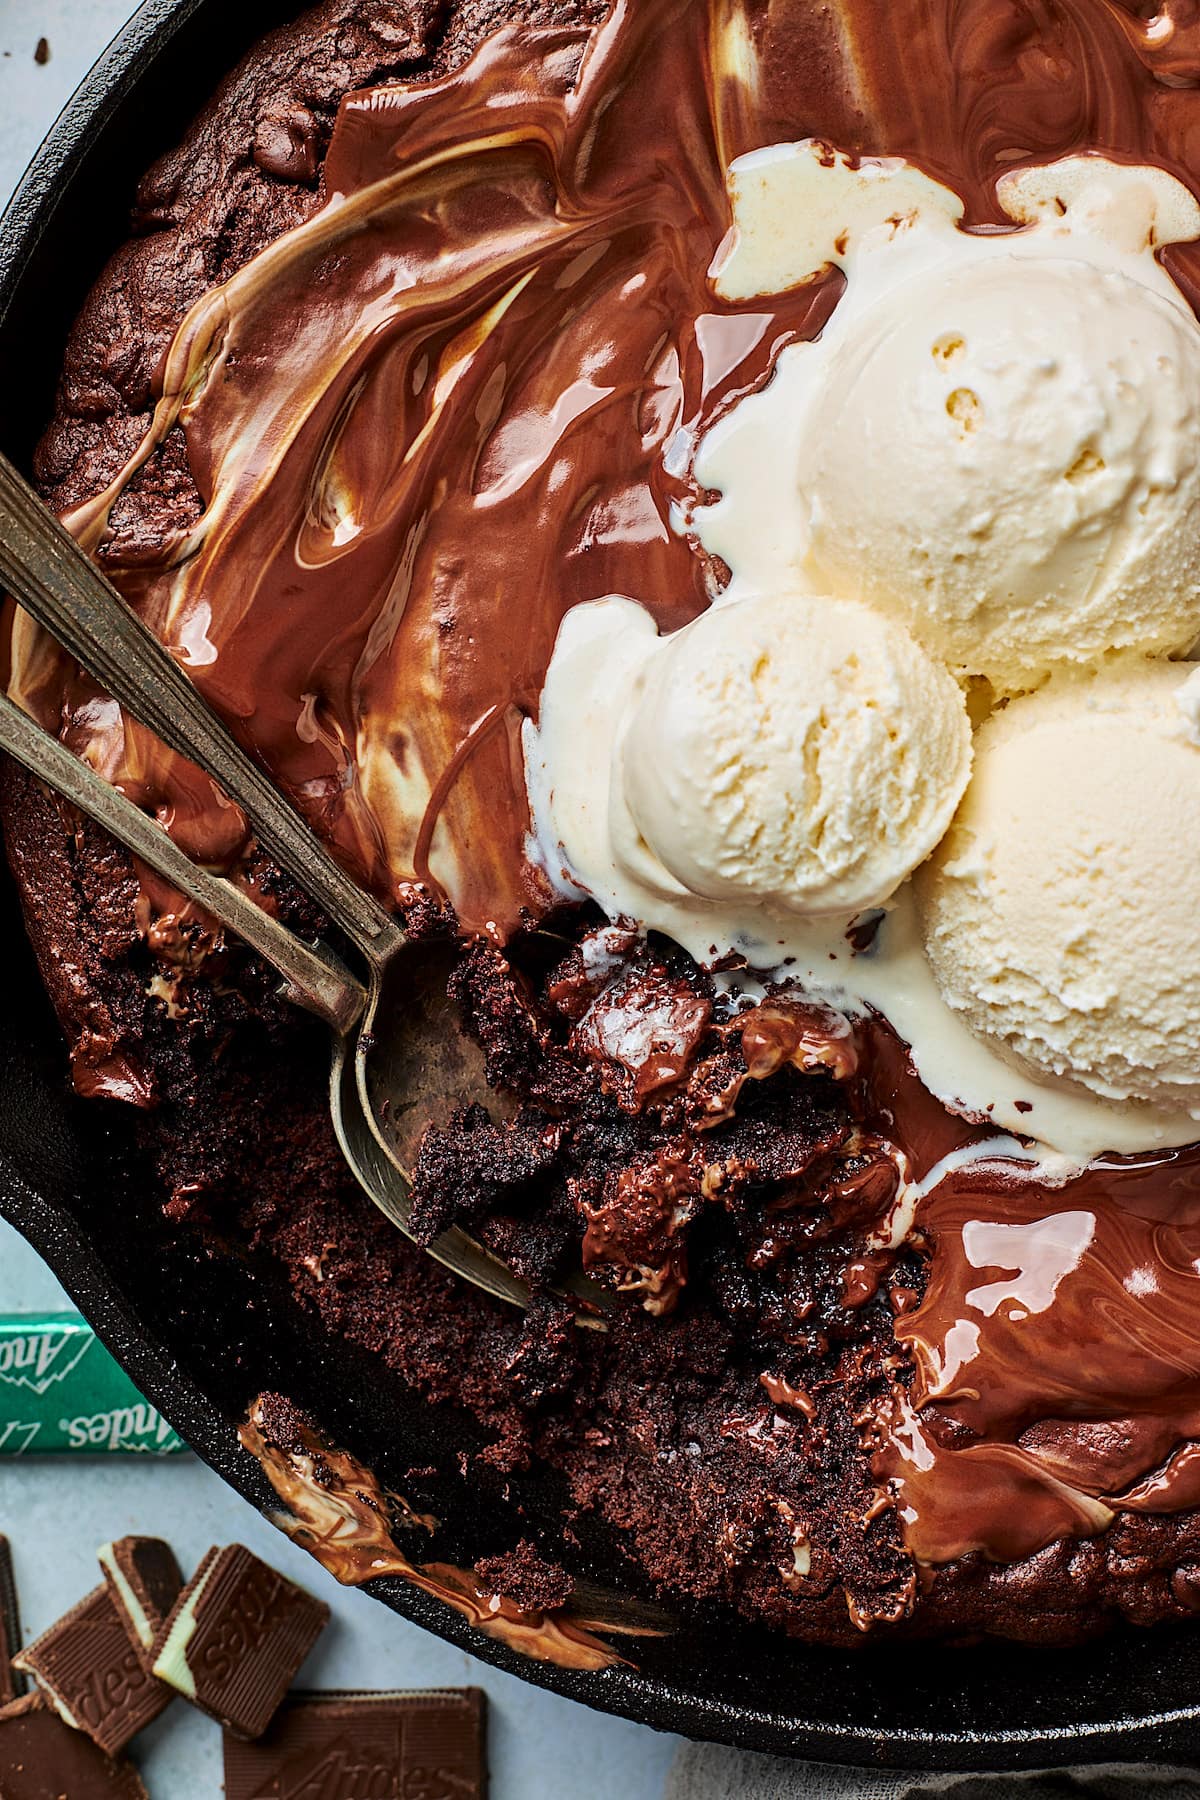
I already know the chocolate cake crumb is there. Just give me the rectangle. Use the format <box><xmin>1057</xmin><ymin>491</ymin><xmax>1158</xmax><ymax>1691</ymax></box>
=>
<box><xmin>410</xmin><ymin>1104</ymin><xmax>564</xmax><ymax>1246</ymax></box>
<box><xmin>476</xmin><ymin>1542</ymin><xmax>574</xmax><ymax>1613</ymax></box>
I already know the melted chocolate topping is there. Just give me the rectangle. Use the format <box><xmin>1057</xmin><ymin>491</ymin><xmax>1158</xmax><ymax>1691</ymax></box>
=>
<box><xmin>22</xmin><ymin>0</ymin><xmax>1200</xmax><ymax>927</ymax></box>
<box><xmin>874</xmin><ymin>1144</ymin><xmax>1200</xmax><ymax>1565</ymax></box>
<box><xmin>16</xmin><ymin>0</ymin><xmax>833</xmax><ymax>932</ymax></box>
<box><xmin>15</xmin><ymin>0</ymin><xmax>1200</xmax><ymax>1577</ymax></box>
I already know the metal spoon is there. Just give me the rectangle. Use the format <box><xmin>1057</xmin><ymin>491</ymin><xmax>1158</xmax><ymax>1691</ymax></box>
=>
<box><xmin>0</xmin><ymin>449</ymin><xmax>554</xmax><ymax>1315</ymax></box>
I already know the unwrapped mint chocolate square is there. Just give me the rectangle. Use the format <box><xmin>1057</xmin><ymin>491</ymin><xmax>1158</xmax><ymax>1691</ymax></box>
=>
<box><xmin>13</xmin><ymin>1584</ymin><xmax>172</xmax><ymax>1755</ymax></box>
<box><xmin>0</xmin><ymin>1535</ymin><xmax>24</xmax><ymax>1705</ymax></box>
<box><xmin>0</xmin><ymin>1691</ymin><xmax>149</xmax><ymax>1797</ymax></box>
<box><xmin>98</xmin><ymin>1537</ymin><xmax>183</xmax><ymax>1662</ymax></box>
<box><xmin>223</xmin><ymin>1689</ymin><xmax>487</xmax><ymax>1799</ymax></box>
<box><xmin>151</xmin><ymin>1544</ymin><xmax>329</xmax><ymax>1739</ymax></box>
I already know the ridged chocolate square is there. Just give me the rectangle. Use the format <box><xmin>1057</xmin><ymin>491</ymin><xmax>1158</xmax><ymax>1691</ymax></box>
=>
<box><xmin>12</xmin><ymin>1583</ymin><xmax>172</xmax><ymax>1756</ymax></box>
<box><xmin>0</xmin><ymin>1692</ymin><xmax>149</xmax><ymax>1798</ymax></box>
<box><xmin>223</xmin><ymin>1689</ymin><xmax>487</xmax><ymax>1799</ymax></box>
<box><xmin>98</xmin><ymin>1536</ymin><xmax>183</xmax><ymax>1660</ymax></box>
<box><xmin>0</xmin><ymin>1534</ymin><xmax>24</xmax><ymax>1705</ymax></box>
<box><xmin>150</xmin><ymin>1544</ymin><xmax>329</xmax><ymax>1740</ymax></box>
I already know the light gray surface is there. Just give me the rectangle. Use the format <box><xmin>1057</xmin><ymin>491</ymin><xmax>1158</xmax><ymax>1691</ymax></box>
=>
<box><xmin>0</xmin><ymin>3</ymin><xmax>680</xmax><ymax>1792</ymax></box>
<box><xmin>0</xmin><ymin>0</ymin><xmax>136</xmax><ymax>195</ymax></box>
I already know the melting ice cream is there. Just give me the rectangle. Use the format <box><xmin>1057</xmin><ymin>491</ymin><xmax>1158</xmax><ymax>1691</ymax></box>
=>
<box><xmin>528</xmin><ymin>147</ymin><xmax>1200</xmax><ymax>1161</ymax></box>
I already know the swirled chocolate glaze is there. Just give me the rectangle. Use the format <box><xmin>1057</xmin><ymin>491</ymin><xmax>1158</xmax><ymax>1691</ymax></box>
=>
<box><xmin>14</xmin><ymin>0</ymin><xmax>1200</xmax><ymax>924</ymax></box>
<box><xmin>13</xmin><ymin>0</ymin><xmax>1200</xmax><ymax>1575</ymax></box>
<box><xmin>873</xmin><ymin>1144</ymin><xmax>1200</xmax><ymax>1565</ymax></box>
<box><xmin>13</xmin><ymin>0</ymin><xmax>837</xmax><ymax>928</ymax></box>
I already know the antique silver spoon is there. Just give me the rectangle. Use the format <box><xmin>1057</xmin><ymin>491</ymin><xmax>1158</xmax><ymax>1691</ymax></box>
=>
<box><xmin>0</xmin><ymin>450</ymin><xmax>578</xmax><ymax>1317</ymax></box>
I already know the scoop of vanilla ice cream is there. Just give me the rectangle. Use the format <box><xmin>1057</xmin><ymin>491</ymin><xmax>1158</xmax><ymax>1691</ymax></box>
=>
<box><xmin>613</xmin><ymin>592</ymin><xmax>972</xmax><ymax>917</ymax></box>
<box><xmin>797</xmin><ymin>255</ymin><xmax>1200</xmax><ymax>693</ymax></box>
<box><xmin>916</xmin><ymin>661</ymin><xmax>1200</xmax><ymax>1113</ymax></box>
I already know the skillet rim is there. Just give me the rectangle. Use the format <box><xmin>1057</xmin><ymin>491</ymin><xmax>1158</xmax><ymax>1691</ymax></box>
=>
<box><xmin>1</xmin><ymin>0</ymin><xmax>1199</xmax><ymax>1770</ymax></box>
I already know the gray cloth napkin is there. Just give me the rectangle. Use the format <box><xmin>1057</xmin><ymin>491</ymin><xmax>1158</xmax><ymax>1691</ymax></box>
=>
<box><xmin>667</xmin><ymin>1744</ymin><xmax>1200</xmax><ymax>1798</ymax></box>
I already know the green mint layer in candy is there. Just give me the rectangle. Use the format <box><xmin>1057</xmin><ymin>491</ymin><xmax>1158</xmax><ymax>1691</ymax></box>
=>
<box><xmin>0</xmin><ymin>1314</ymin><xmax>186</xmax><ymax>1456</ymax></box>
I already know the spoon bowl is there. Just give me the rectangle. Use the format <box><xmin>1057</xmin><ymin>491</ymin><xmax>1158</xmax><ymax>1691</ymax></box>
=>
<box><xmin>335</xmin><ymin>936</ymin><xmax>535</xmax><ymax>1309</ymax></box>
<box><xmin>0</xmin><ymin>449</ymin><xmax>540</xmax><ymax>1313</ymax></box>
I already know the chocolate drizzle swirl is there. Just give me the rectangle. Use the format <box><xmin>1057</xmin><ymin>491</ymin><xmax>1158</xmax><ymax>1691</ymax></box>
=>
<box><xmin>873</xmin><ymin>1143</ymin><xmax>1200</xmax><ymax>1566</ymax></box>
<box><xmin>13</xmin><ymin>0</ymin><xmax>830</xmax><ymax>935</ymax></box>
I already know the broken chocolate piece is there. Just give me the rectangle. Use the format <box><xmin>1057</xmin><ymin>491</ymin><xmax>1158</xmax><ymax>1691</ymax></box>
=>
<box><xmin>570</xmin><ymin>962</ymin><xmax>712</xmax><ymax>1110</ymax></box>
<box><xmin>98</xmin><ymin>1537</ymin><xmax>183</xmax><ymax>1659</ymax></box>
<box><xmin>0</xmin><ymin>1693</ymin><xmax>147</xmax><ymax>1799</ymax></box>
<box><xmin>0</xmin><ymin>1536</ymin><xmax>23</xmax><ymax>1705</ymax></box>
<box><xmin>252</xmin><ymin>106</ymin><xmax>321</xmax><ymax>184</ymax></box>
<box><xmin>151</xmin><ymin>1544</ymin><xmax>328</xmax><ymax>1740</ymax></box>
<box><xmin>222</xmin><ymin>1689</ymin><xmax>487</xmax><ymax>1799</ymax></box>
<box><xmin>12</xmin><ymin>1584</ymin><xmax>172</xmax><ymax>1756</ymax></box>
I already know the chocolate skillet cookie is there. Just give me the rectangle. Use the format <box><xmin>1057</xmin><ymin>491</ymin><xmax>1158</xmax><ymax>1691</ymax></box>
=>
<box><xmin>8</xmin><ymin>0</ymin><xmax>1200</xmax><ymax>1658</ymax></box>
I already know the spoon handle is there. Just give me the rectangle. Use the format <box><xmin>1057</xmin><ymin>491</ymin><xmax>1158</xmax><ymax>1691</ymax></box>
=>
<box><xmin>0</xmin><ymin>451</ymin><xmax>403</xmax><ymax>968</ymax></box>
<box><xmin>0</xmin><ymin>688</ymin><xmax>366</xmax><ymax>1035</ymax></box>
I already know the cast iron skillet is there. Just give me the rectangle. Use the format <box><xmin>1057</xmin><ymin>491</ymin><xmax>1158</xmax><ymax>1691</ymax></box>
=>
<box><xmin>1</xmin><ymin>0</ymin><xmax>1199</xmax><ymax>1772</ymax></box>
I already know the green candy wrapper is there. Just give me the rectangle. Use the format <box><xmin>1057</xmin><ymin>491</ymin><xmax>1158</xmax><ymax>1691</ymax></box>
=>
<box><xmin>0</xmin><ymin>1313</ymin><xmax>186</xmax><ymax>1456</ymax></box>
